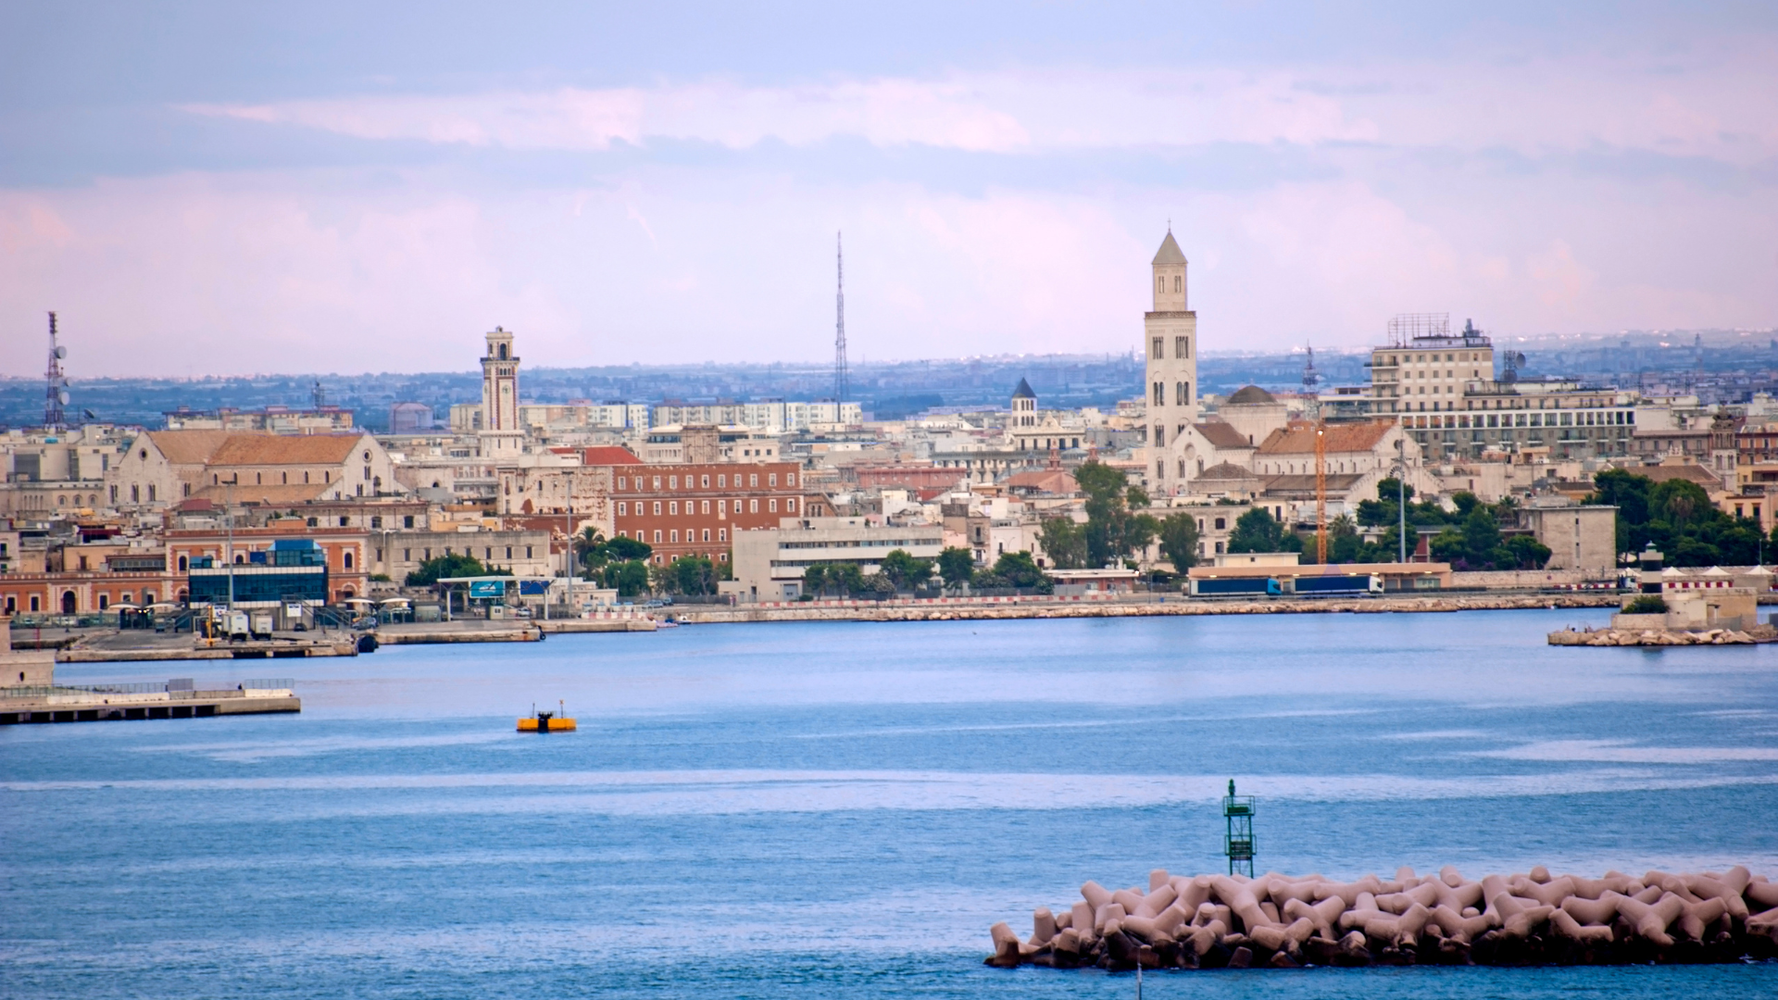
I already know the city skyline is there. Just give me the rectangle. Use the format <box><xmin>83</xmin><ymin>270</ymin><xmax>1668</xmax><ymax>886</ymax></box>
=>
<box><xmin>3</xmin><ymin>2</ymin><xmax>1775</xmax><ymax>379</ymax></box>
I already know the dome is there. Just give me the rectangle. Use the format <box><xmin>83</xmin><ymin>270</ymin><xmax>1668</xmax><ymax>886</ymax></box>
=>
<box><xmin>1225</xmin><ymin>385</ymin><xmax>1277</xmax><ymax>406</ymax></box>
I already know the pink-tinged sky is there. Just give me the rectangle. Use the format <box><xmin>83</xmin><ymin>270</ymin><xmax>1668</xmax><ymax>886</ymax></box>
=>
<box><xmin>1</xmin><ymin>2</ymin><xmax>1775</xmax><ymax>378</ymax></box>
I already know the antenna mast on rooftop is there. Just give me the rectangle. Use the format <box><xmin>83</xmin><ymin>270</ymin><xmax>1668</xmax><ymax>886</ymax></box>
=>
<box><xmin>44</xmin><ymin>312</ymin><xmax>69</xmax><ymax>431</ymax></box>
<box><xmin>1301</xmin><ymin>343</ymin><xmax>1320</xmax><ymax>392</ymax></box>
<box><xmin>833</xmin><ymin>231</ymin><xmax>849</xmax><ymax>403</ymax></box>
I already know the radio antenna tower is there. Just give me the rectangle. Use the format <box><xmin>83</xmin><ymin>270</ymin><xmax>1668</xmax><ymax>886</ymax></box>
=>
<box><xmin>1301</xmin><ymin>343</ymin><xmax>1320</xmax><ymax>392</ymax></box>
<box><xmin>44</xmin><ymin>311</ymin><xmax>69</xmax><ymax>431</ymax></box>
<box><xmin>833</xmin><ymin>231</ymin><xmax>849</xmax><ymax>403</ymax></box>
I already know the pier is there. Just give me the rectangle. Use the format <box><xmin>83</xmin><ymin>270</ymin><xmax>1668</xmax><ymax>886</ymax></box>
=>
<box><xmin>1</xmin><ymin>677</ymin><xmax>299</xmax><ymax>725</ymax></box>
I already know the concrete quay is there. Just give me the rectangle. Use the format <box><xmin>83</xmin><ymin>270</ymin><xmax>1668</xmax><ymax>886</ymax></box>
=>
<box><xmin>680</xmin><ymin>593</ymin><xmax>1622</xmax><ymax>625</ymax></box>
<box><xmin>58</xmin><ymin>631</ymin><xmax>361</xmax><ymax>662</ymax></box>
<box><xmin>1</xmin><ymin>683</ymin><xmax>300</xmax><ymax>725</ymax></box>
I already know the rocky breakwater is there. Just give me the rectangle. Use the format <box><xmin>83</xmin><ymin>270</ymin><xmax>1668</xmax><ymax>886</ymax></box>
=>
<box><xmin>1548</xmin><ymin>624</ymin><xmax>1775</xmax><ymax>647</ymax></box>
<box><xmin>987</xmin><ymin>866</ymin><xmax>1778</xmax><ymax>970</ymax></box>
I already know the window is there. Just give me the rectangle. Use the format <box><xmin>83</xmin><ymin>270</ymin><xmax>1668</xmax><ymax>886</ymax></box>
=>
<box><xmin>1151</xmin><ymin>337</ymin><xmax>1163</xmax><ymax>359</ymax></box>
<box><xmin>110</xmin><ymin>485</ymin><xmax>118</xmax><ymax>502</ymax></box>
<box><xmin>653</xmin><ymin>530</ymin><xmax>662</xmax><ymax>543</ymax></box>
<box><xmin>1153</xmin><ymin>425</ymin><xmax>1165</xmax><ymax>447</ymax></box>
<box><xmin>719</xmin><ymin>528</ymin><xmax>728</xmax><ymax>542</ymax></box>
<box><xmin>749</xmin><ymin>474</ymin><xmax>759</xmax><ymax>487</ymax></box>
<box><xmin>717</xmin><ymin>474</ymin><xmax>727</xmax><ymax>487</ymax></box>
<box><xmin>506</xmin><ymin>546</ymin><xmax>513</xmax><ymax>559</ymax></box>
<box><xmin>652</xmin><ymin>476</ymin><xmax>662</xmax><ymax>489</ymax></box>
<box><xmin>340</xmin><ymin>516</ymin><xmax>349</xmax><ymax>527</ymax></box>
<box><xmin>701</xmin><ymin>500</ymin><xmax>710</xmax><ymax>514</ymax></box>
<box><xmin>525</xmin><ymin>546</ymin><xmax>533</xmax><ymax>559</ymax></box>
<box><xmin>653</xmin><ymin>501</ymin><xmax>662</xmax><ymax>515</ymax></box>
<box><xmin>344</xmin><ymin>551</ymin><xmax>354</xmax><ymax>569</ymax></box>
<box><xmin>768</xmin><ymin>473</ymin><xmax>778</xmax><ymax>486</ymax></box>
<box><xmin>178</xmin><ymin>555</ymin><xmax>188</xmax><ymax>571</ymax></box>
<box><xmin>424</xmin><ymin>548</ymin><xmax>431</xmax><ymax>560</ymax></box>
<box><xmin>788</xmin><ymin>473</ymin><xmax>796</xmax><ymax>486</ymax></box>
<box><xmin>787</xmin><ymin>498</ymin><xmax>797</xmax><ymax>512</ymax></box>
<box><xmin>371</xmin><ymin>516</ymin><xmax>382</xmax><ymax>528</ymax></box>
<box><xmin>1156</xmin><ymin>276</ymin><xmax>1164</xmax><ymax>294</ymax></box>
<box><xmin>403</xmin><ymin>515</ymin><xmax>414</xmax><ymax>528</ymax></box>
<box><xmin>671</xmin><ymin>530</ymin><xmax>679</xmax><ymax>543</ymax></box>
<box><xmin>670</xmin><ymin>475</ymin><xmax>678</xmax><ymax>489</ymax></box>
<box><xmin>670</xmin><ymin>501</ymin><xmax>679</xmax><ymax>515</ymax></box>
<box><xmin>618</xmin><ymin>477</ymin><xmax>627</xmax><ymax>489</ymax></box>
<box><xmin>1174</xmin><ymin>275</ymin><xmax>1182</xmax><ymax>293</ymax></box>
<box><xmin>749</xmin><ymin>499</ymin><xmax>758</xmax><ymax>513</ymax></box>
<box><xmin>1153</xmin><ymin>381</ymin><xmax>1164</xmax><ymax>406</ymax></box>
<box><xmin>1175</xmin><ymin>336</ymin><xmax>1188</xmax><ymax>359</ymax></box>
<box><xmin>701</xmin><ymin>475</ymin><xmax>710</xmax><ymax>488</ymax></box>
<box><xmin>769</xmin><ymin>499</ymin><xmax>778</xmax><ymax>512</ymax></box>
<box><xmin>619</xmin><ymin>501</ymin><xmax>628</xmax><ymax>516</ymax></box>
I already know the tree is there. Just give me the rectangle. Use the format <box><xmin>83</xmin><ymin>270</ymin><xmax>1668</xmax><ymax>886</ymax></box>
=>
<box><xmin>661</xmin><ymin>555</ymin><xmax>716</xmax><ymax>596</ymax></box>
<box><xmin>1074</xmin><ymin>460</ymin><xmax>1158</xmax><ymax>566</ymax></box>
<box><xmin>1156</xmin><ymin>512</ymin><xmax>1200</xmax><ymax>571</ymax></box>
<box><xmin>989</xmin><ymin>550</ymin><xmax>1050</xmax><ymax>590</ymax></box>
<box><xmin>805</xmin><ymin>561</ymin><xmax>866</xmax><ymax>597</ymax></box>
<box><xmin>406</xmin><ymin>552</ymin><xmax>507</xmax><ymax>586</ymax></box>
<box><xmin>604</xmin><ymin>560</ymin><xmax>650</xmax><ymax>598</ymax></box>
<box><xmin>1227</xmin><ymin>508</ymin><xmax>1285</xmax><ymax>553</ymax></box>
<box><xmin>937</xmin><ymin>547</ymin><xmax>976</xmax><ymax>591</ymax></box>
<box><xmin>878</xmin><ymin>549</ymin><xmax>934</xmax><ymax>591</ymax></box>
<box><xmin>1505</xmin><ymin>534</ymin><xmax>1552</xmax><ymax>570</ymax></box>
<box><xmin>1038</xmin><ymin>517</ymin><xmax>1087</xmax><ymax>570</ymax></box>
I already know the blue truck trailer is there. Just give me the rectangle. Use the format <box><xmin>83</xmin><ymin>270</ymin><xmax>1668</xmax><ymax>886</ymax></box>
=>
<box><xmin>1293</xmin><ymin>574</ymin><xmax>1383</xmax><ymax>597</ymax></box>
<box><xmin>1188</xmin><ymin>577</ymin><xmax>1283</xmax><ymax>597</ymax></box>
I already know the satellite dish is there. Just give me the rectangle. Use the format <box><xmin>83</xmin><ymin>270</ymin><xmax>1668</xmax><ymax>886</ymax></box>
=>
<box><xmin>54</xmin><ymin>345</ymin><xmax>66</xmax><ymax>359</ymax></box>
<box><xmin>58</xmin><ymin>390</ymin><xmax>71</xmax><ymax>405</ymax></box>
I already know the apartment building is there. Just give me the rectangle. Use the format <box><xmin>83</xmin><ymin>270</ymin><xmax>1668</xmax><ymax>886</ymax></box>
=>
<box><xmin>612</xmin><ymin>462</ymin><xmax>806</xmax><ymax>565</ymax></box>
<box><xmin>731</xmin><ymin>516</ymin><xmax>944</xmax><ymax>601</ymax></box>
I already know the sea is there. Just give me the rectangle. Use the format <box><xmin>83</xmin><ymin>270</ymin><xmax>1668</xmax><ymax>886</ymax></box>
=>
<box><xmin>4</xmin><ymin>608</ymin><xmax>1777</xmax><ymax>999</ymax></box>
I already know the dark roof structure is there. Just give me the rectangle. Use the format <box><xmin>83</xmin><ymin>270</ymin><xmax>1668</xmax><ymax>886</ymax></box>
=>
<box><xmin>1011</xmin><ymin>378</ymin><xmax>1036</xmax><ymax>400</ymax></box>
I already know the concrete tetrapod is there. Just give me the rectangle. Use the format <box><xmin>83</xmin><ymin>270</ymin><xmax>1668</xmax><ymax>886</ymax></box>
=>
<box><xmin>987</xmin><ymin>866</ymin><xmax>1778</xmax><ymax>969</ymax></box>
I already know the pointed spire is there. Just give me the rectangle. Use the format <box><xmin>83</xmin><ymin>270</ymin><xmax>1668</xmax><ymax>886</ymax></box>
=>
<box><xmin>1152</xmin><ymin>230</ymin><xmax>1186</xmax><ymax>266</ymax></box>
<box><xmin>1011</xmin><ymin>377</ymin><xmax>1036</xmax><ymax>400</ymax></box>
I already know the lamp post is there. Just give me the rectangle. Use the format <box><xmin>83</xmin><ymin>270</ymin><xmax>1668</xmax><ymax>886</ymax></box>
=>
<box><xmin>1397</xmin><ymin>438</ymin><xmax>1407</xmax><ymax>564</ymax></box>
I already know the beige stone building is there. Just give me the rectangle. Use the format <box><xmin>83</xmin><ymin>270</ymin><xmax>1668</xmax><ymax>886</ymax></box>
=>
<box><xmin>105</xmin><ymin>431</ymin><xmax>404</xmax><ymax>511</ymax></box>
<box><xmin>1518</xmin><ymin>498</ymin><xmax>1617</xmax><ymax>579</ymax></box>
<box><xmin>1144</xmin><ymin>230</ymin><xmax>1198</xmax><ymax>495</ymax></box>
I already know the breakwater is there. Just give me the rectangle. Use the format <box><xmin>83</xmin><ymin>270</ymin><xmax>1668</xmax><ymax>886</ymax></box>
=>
<box><xmin>989</xmin><ymin>866</ymin><xmax>1778</xmax><ymax>969</ymax></box>
<box><xmin>1549</xmin><ymin>625</ymin><xmax>1775</xmax><ymax>646</ymax></box>
<box><xmin>687</xmin><ymin>593</ymin><xmax>1621</xmax><ymax>625</ymax></box>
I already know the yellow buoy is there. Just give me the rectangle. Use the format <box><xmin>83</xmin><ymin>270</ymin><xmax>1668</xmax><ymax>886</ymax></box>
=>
<box><xmin>518</xmin><ymin>701</ymin><xmax>577</xmax><ymax>733</ymax></box>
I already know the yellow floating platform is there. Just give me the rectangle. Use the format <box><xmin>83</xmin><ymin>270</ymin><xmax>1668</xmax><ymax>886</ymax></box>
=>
<box><xmin>517</xmin><ymin>715</ymin><xmax>576</xmax><ymax>733</ymax></box>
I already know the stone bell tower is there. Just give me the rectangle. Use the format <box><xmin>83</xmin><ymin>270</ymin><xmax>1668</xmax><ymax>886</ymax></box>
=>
<box><xmin>1144</xmin><ymin>229</ymin><xmax>1198</xmax><ymax>495</ymax></box>
<box><xmin>479</xmin><ymin>326</ymin><xmax>524</xmax><ymax>457</ymax></box>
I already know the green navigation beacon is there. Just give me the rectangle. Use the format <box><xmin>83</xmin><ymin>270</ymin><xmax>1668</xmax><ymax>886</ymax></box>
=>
<box><xmin>1222</xmin><ymin>779</ymin><xmax>1256</xmax><ymax>877</ymax></box>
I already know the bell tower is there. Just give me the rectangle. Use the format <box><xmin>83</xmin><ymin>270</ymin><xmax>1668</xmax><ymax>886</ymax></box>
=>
<box><xmin>479</xmin><ymin>326</ymin><xmax>524</xmax><ymax>457</ymax></box>
<box><xmin>1144</xmin><ymin>229</ymin><xmax>1198</xmax><ymax>495</ymax></box>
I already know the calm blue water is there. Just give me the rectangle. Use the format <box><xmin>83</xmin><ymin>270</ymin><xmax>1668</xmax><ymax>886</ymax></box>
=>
<box><xmin>4</xmin><ymin>608</ymin><xmax>1777</xmax><ymax>998</ymax></box>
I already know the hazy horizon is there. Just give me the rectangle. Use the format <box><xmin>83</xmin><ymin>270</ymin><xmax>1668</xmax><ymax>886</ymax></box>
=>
<box><xmin>3</xmin><ymin>2</ymin><xmax>1775</xmax><ymax>380</ymax></box>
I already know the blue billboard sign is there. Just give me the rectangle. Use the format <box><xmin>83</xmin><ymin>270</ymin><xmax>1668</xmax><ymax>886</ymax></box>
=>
<box><xmin>468</xmin><ymin>580</ymin><xmax>506</xmax><ymax>599</ymax></box>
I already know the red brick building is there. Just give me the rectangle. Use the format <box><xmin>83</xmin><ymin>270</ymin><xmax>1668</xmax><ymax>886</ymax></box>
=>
<box><xmin>612</xmin><ymin>462</ymin><xmax>805</xmax><ymax>565</ymax></box>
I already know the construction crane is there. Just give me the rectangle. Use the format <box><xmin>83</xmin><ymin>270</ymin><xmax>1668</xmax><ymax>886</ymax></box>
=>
<box><xmin>1315</xmin><ymin>421</ymin><xmax>1327</xmax><ymax>563</ymax></box>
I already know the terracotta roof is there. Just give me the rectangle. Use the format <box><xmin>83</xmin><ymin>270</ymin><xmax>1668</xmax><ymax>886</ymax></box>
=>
<box><xmin>1152</xmin><ymin>231</ymin><xmax>1186</xmax><ymax>265</ymax></box>
<box><xmin>1225</xmin><ymin>385</ymin><xmax>1278</xmax><ymax>406</ymax></box>
<box><xmin>581</xmin><ymin>446</ymin><xmax>644</xmax><ymax>466</ymax></box>
<box><xmin>190</xmin><ymin>482</ymin><xmax>334</xmax><ymax>505</ymax></box>
<box><xmin>1261</xmin><ymin>473</ymin><xmax>1368</xmax><ymax>496</ymax></box>
<box><xmin>1195</xmin><ymin>461</ymin><xmax>1259</xmax><ymax>481</ymax></box>
<box><xmin>1256</xmin><ymin>420</ymin><xmax>1394</xmax><ymax>456</ymax></box>
<box><xmin>1194</xmin><ymin>422</ymin><xmax>1253</xmax><ymax>449</ymax></box>
<box><xmin>1637</xmin><ymin>464</ymin><xmax>1722</xmax><ymax>488</ymax></box>
<box><xmin>206</xmin><ymin>433</ymin><xmax>369</xmax><ymax>466</ymax></box>
<box><xmin>1006</xmin><ymin>469</ymin><xmax>1079</xmax><ymax>494</ymax></box>
<box><xmin>145</xmin><ymin>430</ymin><xmax>234</xmax><ymax>465</ymax></box>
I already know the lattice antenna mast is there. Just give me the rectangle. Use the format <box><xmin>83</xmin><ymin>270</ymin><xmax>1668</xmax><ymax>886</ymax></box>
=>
<box><xmin>44</xmin><ymin>311</ymin><xmax>68</xmax><ymax>431</ymax></box>
<box><xmin>833</xmin><ymin>231</ymin><xmax>849</xmax><ymax>403</ymax></box>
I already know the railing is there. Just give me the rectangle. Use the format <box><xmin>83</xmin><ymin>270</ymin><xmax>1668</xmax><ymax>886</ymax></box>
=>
<box><xmin>1</xmin><ymin>677</ymin><xmax>294</xmax><ymax>699</ymax></box>
<box><xmin>239</xmin><ymin>679</ymin><xmax>296</xmax><ymax>690</ymax></box>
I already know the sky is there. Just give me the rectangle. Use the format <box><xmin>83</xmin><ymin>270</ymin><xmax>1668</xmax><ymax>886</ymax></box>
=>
<box><xmin>1</xmin><ymin>1</ymin><xmax>1775</xmax><ymax>379</ymax></box>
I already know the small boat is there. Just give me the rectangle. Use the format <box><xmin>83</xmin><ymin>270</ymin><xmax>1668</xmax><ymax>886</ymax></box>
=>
<box><xmin>655</xmin><ymin>618</ymin><xmax>680</xmax><ymax>628</ymax></box>
<box><xmin>518</xmin><ymin>701</ymin><xmax>576</xmax><ymax>733</ymax></box>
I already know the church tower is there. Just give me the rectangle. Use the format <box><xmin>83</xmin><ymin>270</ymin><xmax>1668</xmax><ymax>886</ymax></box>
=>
<box><xmin>479</xmin><ymin>326</ymin><xmax>524</xmax><ymax>456</ymax></box>
<box><xmin>1144</xmin><ymin>229</ymin><xmax>1198</xmax><ymax>496</ymax></box>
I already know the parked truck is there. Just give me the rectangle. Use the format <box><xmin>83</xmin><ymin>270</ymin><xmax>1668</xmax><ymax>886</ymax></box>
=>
<box><xmin>220</xmin><ymin>610</ymin><xmax>251</xmax><ymax>642</ymax></box>
<box><xmin>1294</xmin><ymin>574</ymin><xmax>1384</xmax><ymax>597</ymax></box>
<box><xmin>1189</xmin><ymin>577</ymin><xmax>1283</xmax><ymax>598</ymax></box>
<box><xmin>250</xmin><ymin>611</ymin><xmax>275</xmax><ymax>641</ymax></box>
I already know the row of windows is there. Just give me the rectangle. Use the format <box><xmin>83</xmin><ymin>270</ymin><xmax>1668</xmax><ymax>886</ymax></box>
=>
<box><xmin>1149</xmin><ymin>336</ymin><xmax>1191</xmax><ymax>360</ymax></box>
<box><xmin>399</xmin><ymin>545</ymin><xmax>534</xmax><ymax>563</ymax></box>
<box><xmin>779</xmin><ymin>538</ymin><xmax>929</xmax><ymax>549</ymax></box>
<box><xmin>1403</xmin><ymin>410</ymin><xmax>1632</xmax><ymax>429</ymax></box>
<box><xmin>1154</xmin><ymin>275</ymin><xmax>1183</xmax><ymax>295</ymax></box>
<box><xmin>1151</xmin><ymin>381</ymin><xmax>1192</xmax><ymax>407</ymax></box>
<box><xmin>617</xmin><ymin>528</ymin><xmax>729</xmax><ymax>545</ymax></box>
<box><xmin>618</xmin><ymin>497</ymin><xmax>795</xmax><ymax>516</ymax></box>
<box><xmin>4</xmin><ymin>590</ymin><xmax>165</xmax><ymax>615</ymax></box>
<box><xmin>619</xmin><ymin>472</ymin><xmax>794</xmax><ymax>491</ymax></box>
<box><xmin>1377</xmin><ymin>351</ymin><xmax>1487</xmax><ymax>365</ymax></box>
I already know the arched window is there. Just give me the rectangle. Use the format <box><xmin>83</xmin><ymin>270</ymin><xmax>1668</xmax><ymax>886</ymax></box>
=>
<box><xmin>498</xmin><ymin>344</ymin><xmax>508</xmax><ymax>360</ymax></box>
<box><xmin>344</xmin><ymin>551</ymin><xmax>354</xmax><ymax>569</ymax></box>
<box><xmin>1174</xmin><ymin>275</ymin><xmax>1181</xmax><ymax>292</ymax></box>
<box><xmin>177</xmin><ymin>555</ymin><xmax>188</xmax><ymax>572</ymax></box>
